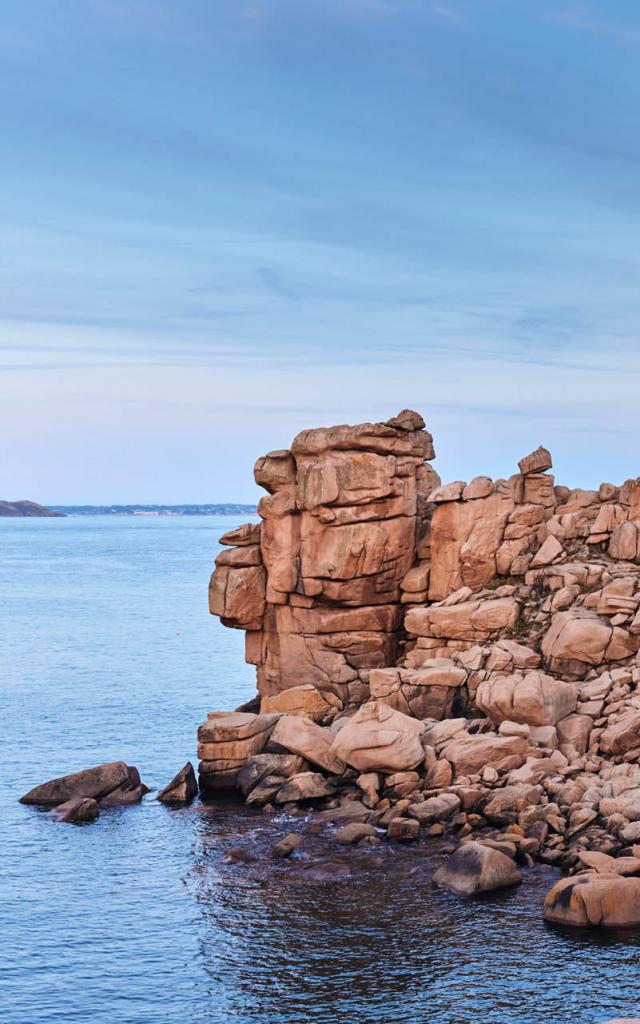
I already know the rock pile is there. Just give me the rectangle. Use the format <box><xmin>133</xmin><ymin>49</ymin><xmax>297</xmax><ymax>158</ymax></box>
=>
<box><xmin>203</xmin><ymin>410</ymin><xmax>640</xmax><ymax>926</ymax></box>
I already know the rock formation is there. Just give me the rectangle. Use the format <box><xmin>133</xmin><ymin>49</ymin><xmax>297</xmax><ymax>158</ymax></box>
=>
<box><xmin>201</xmin><ymin>409</ymin><xmax>640</xmax><ymax>921</ymax></box>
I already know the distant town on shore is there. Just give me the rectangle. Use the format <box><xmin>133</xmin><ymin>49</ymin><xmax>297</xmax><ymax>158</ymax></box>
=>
<box><xmin>1</xmin><ymin>501</ymin><xmax>257</xmax><ymax>517</ymax></box>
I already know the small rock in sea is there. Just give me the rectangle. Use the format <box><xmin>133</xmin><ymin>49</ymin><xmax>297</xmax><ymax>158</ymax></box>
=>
<box><xmin>157</xmin><ymin>762</ymin><xmax>198</xmax><ymax>805</ymax></box>
<box><xmin>20</xmin><ymin>761</ymin><xmax>140</xmax><ymax>806</ymax></box>
<box><xmin>272</xmin><ymin>833</ymin><xmax>303</xmax><ymax>859</ymax></box>
<box><xmin>53</xmin><ymin>798</ymin><xmax>100</xmax><ymax>824</ymax></box>
<box><xmin>433</xmin><ymin>841</ymin><xmax>522</xmax><ymax>896</ymax></box>
<box><xmin>334</xmin><ymin>822</ymin><xmax>377</xmax><ymax>846</ymax></box>
<box><xmin>224</xmin><ymin>846</ymin><xmax>257</xmax><ymax>864</ymax></box>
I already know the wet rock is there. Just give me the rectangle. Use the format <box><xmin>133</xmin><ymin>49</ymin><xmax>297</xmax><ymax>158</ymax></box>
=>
<box><xmin>20</xmin><ymin>761</ymin><xmax>136</xmax><ymax>806</ymax></box>
<box><xmin>157</xmin><ymin>762</ymin><xmax>198</xmax><ymax>805</ymax></box>
<box><xmin>433</xmin><ymin>841</ymin><xmax>522</xmax><ymax>895</ymax></box>
<box><xmin>334</xmin><ymin>822</ymin><xmax>377</xmax><ymax>845</ymax></box>
<box><xmin>52</xmin><ymin>798</ymin><xmax>100</xmax><ymax>824</ymax></box>
<box><xmin>272</xmin><ymin>833</ymin><xmax>303</xmax><ymax>858</ymax></box>
<box><xmin>543</xmin><ymin>873</ymin><xmax>640</xmax><ymax>927</ymax></box>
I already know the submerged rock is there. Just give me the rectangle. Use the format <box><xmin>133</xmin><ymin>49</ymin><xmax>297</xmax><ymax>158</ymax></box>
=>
<box><xmin>272</xmin><ymin>833</ymin><xmax>303</xmax><ymax>859</ymax></box>
<box><xmin>52</xmin><ymin>798</ymin><xmax>100</xmax><ymax>824</ymax></box>
<box><xmin>433</xmin><ymin>841</ymin><xmax>522</xmax><ymax>896</ymax></box>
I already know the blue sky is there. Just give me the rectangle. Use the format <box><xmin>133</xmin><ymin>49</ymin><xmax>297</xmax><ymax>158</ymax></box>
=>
<box><xmin>3</xmin><ymin>0</ymin><xmax>640</xmax><ymax>503</ymax></box>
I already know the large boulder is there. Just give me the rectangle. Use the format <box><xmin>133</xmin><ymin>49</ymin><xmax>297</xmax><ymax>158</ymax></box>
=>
<box><xmin>600</xmin><ymin>711</ymin><xmax>640</xmax><ymax>756</ymax></box>
<box><xmin>442</xmin><ymin>732</ymin><xmax>528</xmax><ymax>776</ymax></box>
<box><xmin>269</xmin><ymin>715</ymin><xmax>346</xmax><ymax>774</ymax></box>
<box><xmin>20</xmin><ymin>761</ymin><xmax>137</xmax><ymax>806</ymax></box>
<box><xmin>329</xmin><ymin>701</ymin><xmax>426</xmax><ymax>773</ymax></box>
<box><xmin>542</xmin><ymin>610</ymin><xmax>612</xmax><ymax>676</ymax></box>
<box><xmin>433</xmin><ymin>841</ymin><xmax>522</xmax><ymax>895</ymax></box>
<box><xmin>476</xmin><ymin>670</ymin><xmax>577</xmax><ymax>727</ymax></box>
<box><xmin>483</xmin><ymin>785</ymin><xmax>541</xmax><ymax>824</ymax></box>
<box><xmin>543</xmin><ymin>873</ymin><xmax>640</xmax><ymax>927</ymax></box>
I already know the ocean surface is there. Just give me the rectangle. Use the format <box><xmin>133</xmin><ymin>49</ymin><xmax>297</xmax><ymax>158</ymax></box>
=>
<box><xmin>2</xmin><ymin>515</ymin><xmax>640</xmax><ymax>1024</ymax></box>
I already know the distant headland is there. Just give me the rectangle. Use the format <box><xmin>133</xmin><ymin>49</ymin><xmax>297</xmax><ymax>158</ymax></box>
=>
<box><xmin>0</xmin><ymin>500</ymin><xmax>64</xmax><ymax>517</ymax></box>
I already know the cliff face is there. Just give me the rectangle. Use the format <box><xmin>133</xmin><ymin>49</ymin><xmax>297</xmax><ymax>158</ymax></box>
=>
<box><xmin>210</xmin><ymin>410</ymin><xmax>438</xmax><ymax>710</ymax></box>
<box><xmin>201</xmin><ymin>410</ymin><xmax>640</xmax><ymax>903</ymax></box>
<box><xmin>0</xmin><ymin>500</ymin><xmax>63</xmax><ymax>517</ymax></box>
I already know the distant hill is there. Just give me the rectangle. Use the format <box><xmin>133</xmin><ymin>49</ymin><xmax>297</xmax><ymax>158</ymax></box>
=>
<box><xmin>50</xmin><ymin>504</ymin><xmax>258</xmax><ymax>516</ymax></box>
<box><xmin>0</xmin><ymin>500</ymin><xmax>65</xmax><ymax>517</ymax></box>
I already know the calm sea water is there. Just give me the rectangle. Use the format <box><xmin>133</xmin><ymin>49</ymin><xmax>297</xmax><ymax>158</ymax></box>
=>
<box><xmin>2</xmin><ymin>515</ymin><xmax>640</xmax><ymax>1024</ymax></box>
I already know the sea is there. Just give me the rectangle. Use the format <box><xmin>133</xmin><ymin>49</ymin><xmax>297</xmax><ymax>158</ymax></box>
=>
<box><xmin>2</xmin><ymin>514</ymin><xmax>640</xmax><ymax>1024</ymax></box>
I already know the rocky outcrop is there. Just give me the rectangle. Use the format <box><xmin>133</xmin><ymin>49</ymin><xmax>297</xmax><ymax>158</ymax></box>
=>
<box><xmin>0</xmin><ymin>499</ymin><xmax>63</xmax><ymax>517</ymax></box>
<box><xmin>201</xmin><ymin>410</ymin><xmax>640</xmax><ymax>922</ymax></box>
<box><xmin>20</xmin><ymin>762</ymin><xmax>140</xmax><ymax>805</ymax></box>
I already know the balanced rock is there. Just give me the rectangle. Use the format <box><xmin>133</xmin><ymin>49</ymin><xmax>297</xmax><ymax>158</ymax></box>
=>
<box><xmin>433</xmin><ymin>841</ymin><xmax>522</xmax><ymax>895</ymax></box>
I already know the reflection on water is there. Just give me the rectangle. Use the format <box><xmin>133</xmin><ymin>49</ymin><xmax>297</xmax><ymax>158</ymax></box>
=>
<box><xmin>188</xmin><ymin>803</ymin><xmax>640</xmax><ymax>1024</ymax></box>
<box><xmin>3</xmin><ymin>517</ymin><xmax>640</xmax><ymax>1024</ymax></box>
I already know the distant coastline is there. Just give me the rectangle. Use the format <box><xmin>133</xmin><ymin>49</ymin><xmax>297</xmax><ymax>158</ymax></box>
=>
<box><xmin>49</xmin><ymin>504</ymin><xmax>258</xmax><ymax>516</ymax></box>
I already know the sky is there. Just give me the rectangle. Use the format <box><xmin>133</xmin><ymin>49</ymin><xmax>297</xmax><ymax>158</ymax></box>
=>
<box><xmin>3</xmin><ymin>0</ymin><xmax>640</xmax><ymax>503</ymax></box>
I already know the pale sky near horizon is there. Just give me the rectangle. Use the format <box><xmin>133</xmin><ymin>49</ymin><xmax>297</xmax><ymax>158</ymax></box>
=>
<box><xmin>3</xmin><ymin>0</ymin><xmax>640</xmax><ymax>504</ymax></box>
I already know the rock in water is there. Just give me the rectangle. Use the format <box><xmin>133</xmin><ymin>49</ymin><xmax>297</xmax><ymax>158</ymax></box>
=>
<box><xmin>272</xmin><ymin>833</ymin><xmax>302</xmax><ymax>859</ymax></box>
<box><xmin>433</xmin><ymin>841</ymin><xmax>522</xmax><ymax>895</ymax></box>
<box><xmin>52</xmin><ymin>798</ymin><xmax>100</xmax><ymax>824</ymax></box>
<box><xmin>20</xmin><ymin>762</ymin><xmax>137</xmax><ymax>805</ymax></box>
<box><xmin>157</xmin><ymin>762</ymin><xmax>198</xmax><ymax>805</ymax></box>
<box><xmin>543</xmin><ymin>874</ymin><xmax>640</xmax><ymax>928</ymax></box>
